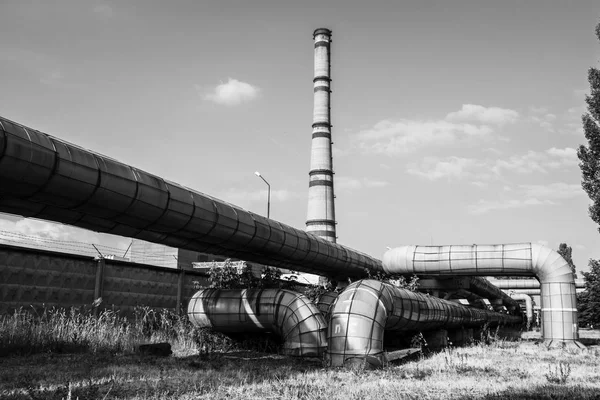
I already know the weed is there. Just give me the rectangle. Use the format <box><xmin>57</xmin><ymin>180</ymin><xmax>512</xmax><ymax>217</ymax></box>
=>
<box><xmin>545</xmin><ymin>361</ymin><xmax>571</xmax><ymax>384</ymax></box>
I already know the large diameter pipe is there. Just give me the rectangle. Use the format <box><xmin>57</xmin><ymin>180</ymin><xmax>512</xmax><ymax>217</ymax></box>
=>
<box><xmin>327</xmin><ymin>279</ymin><xmax>522</xmax><ymax>368</ymax></box>
<box><xmin>382</xmin><ymin>244</ymin><xmax>583</xmax><ymax>348</ymax></box>
<box><xmin>487</xmin><ymin>278</ymin><xmax>586</xmax><ymax>290</ymax></box>
<box><xmin>0</xmin><ymin>116</ymin><xmax>380</xmax><ymax>280</ymax></box>
<box><xmin>188</xmin><ymin>288</ymin><xmax>327</xmax><ymax>356</ymax></box>
<box><xmin>503</xmin><ymin>288</ymin><xmax>585</xmax><ymax>296</ymax></box>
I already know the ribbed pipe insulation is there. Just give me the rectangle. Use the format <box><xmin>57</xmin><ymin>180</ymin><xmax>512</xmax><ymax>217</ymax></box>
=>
<box><xmin>382</xmin><ymin>243</ymin><xmax>582</xmax><ymax>347</ymax></box>
<box><xmin>327</xmin><ymin>280</ymin><xmax>522</xmax><ymax>368</ymax></box>
<box><xmin>503</xmin><ymin>288</ymin><xmax>585</xmax><ymax>296</ymax></box>
<box><xmin>187</xmin><ymin>288</ymin><xmax>327</xmax><ymax>356</ymax></box>
<box><xmin>0</xmin><ymin>116</ymin><xmax>380</xmax><ymax>280</ymax></box>
<box><xmin>488</xmin><ymin>278</ymin><xmax>586</xmax><ymax>290</ymax></box>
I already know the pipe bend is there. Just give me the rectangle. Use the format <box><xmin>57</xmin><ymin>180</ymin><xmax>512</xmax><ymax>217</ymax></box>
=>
<box><xmin>187</xmin><ymin>288</ymin><xmax>327</xmax><ymax>357</ymax></box>
<box><xmin>530</xmin><ymin>243</ymin><xmax>574</xmax><ymax>283</ymax></box>
<box><xmin>382</xmin><ymin>243</ymin><xmax>581</xmax><ymax>346</ymax></box>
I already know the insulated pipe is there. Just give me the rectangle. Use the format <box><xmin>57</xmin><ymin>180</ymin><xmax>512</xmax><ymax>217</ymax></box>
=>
<box><xmin>509</xmin><ymin>293</ymin><xmax>533</xmax><ymax>329</ymax></box>
<box><xmin>307</xmin><ymin>28</ymin><xmax>337</xmax><ymax>242</ymax></box>
<box><xmin>467</xmin><ymin>276</ymin><xmax>519</xmax><ymax>310</ymax></box>
<box><xmin>503</xmin><ymin>288</ymin><xmax>585</xmax><ymax>296</ymax></box>
<box><xmin>315</xmin><ymin>291</ymin><xmax>338</xmax><ymax>320</ymax></box>
<box><xmin>187</xmin><ymin>288</ymin><xmax>327</xmax><ymax>356</ymax></box>
<box><xmin>382</xmin><ymin>244</ymin><xmax>583</xmax><ymax>347</ymax></box>
<box><xmin>487</xmin><ymin>278</ymin><xmax>586</xmax><ymax>290</ymax></box>
<box><xmin>0</xmin><ymin>116</ymin><xmax>380</xmax><ymax>281</ymax></box>
<box><xmin>327</xmin><ymin>279</ymin><xmax>522</xmax><ymax>368</ymax></box>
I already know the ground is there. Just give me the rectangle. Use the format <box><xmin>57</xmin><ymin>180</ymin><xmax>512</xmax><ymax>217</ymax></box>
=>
<box><xmin>1</xmin><ymin>341</ymin><xmax>600</xmax><ymax>400</ymax></box>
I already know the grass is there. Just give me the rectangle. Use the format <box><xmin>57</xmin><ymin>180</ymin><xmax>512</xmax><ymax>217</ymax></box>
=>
<box><xmin>1</xmin><ymin>308</ymin><xmax>600</xmax><ymax>399</ymax></box>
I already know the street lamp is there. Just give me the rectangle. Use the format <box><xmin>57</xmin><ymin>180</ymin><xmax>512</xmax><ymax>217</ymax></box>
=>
<box><xmin>254</xmin><ymin>171</ymin><xmax>270</xmax><ymax>218</ymax></box>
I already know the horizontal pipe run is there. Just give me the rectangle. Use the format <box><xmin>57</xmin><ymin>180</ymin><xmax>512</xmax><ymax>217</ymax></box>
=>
<box><xmin>327</xmin><ymin>280</ymin><xmax>522</xmax><ymax>368</ymax></box>
<box><xmin>0</xmin><ymin>116</ymin><xmax>381</xmax><ymax>281</ymax></box>
<box><xmin>188</xmin><ymin>288</ymin><xmax>327</xmax><ymax>356</ymax></box>
<box><xmin>487</xmin><ymin>278</ymin><xmax>586</xmax><ymax>290</ymax></box>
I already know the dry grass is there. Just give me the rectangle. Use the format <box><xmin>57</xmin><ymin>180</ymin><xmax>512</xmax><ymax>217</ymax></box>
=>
<box><xmin>1</xmin><ymin>308</ymin><xmax>600</xmax><ymax>399</ymax></box>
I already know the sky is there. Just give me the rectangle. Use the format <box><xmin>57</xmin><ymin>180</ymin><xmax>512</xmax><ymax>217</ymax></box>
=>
<box><xmin>1</xmin><ymin>0</ymin><xmax>600</xmax><ymax>274</ymax></box>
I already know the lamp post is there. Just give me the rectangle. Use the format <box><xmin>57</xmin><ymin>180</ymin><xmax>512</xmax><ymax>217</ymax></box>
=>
<box><xmin>254</xmin><ymin>171</ymin><xmax>270</xmax><ymax>218</ymax></box>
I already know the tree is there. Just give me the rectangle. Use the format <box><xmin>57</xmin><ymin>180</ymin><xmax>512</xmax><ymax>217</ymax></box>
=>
<box><xmin>578</xmin><ymin>21</ymin><xmax>600</xmax><ymax>229</ymax></box>
<box><xmin>557</xmin><ymin>243</ymin><xmax>577</xmax><ymax>278</ymax></box>
<box><xmin>577</xmin><ymin>259</ymin><xmax>600</xmax><ymax>328</ymax></box>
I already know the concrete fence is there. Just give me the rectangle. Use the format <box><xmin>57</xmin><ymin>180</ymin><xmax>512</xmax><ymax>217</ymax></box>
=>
<box><xmin>0</xmin><ymin>244</ymin><xmax>210</xmax><ymax>316</ymax></box>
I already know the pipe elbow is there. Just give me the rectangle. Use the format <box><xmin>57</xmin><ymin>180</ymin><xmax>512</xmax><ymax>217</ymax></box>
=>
<box><xmin>530</xmin><ymin>243</ymin><xmax>574</xmax><ymax>283</ymax></box>
<box><xmin>187</xmin><ymin>288</ymin><xmax>327</xmax><ymax>357</ymax></box>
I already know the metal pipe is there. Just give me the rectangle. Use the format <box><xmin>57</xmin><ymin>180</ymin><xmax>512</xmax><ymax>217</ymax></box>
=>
<box><xmin>509</xmin><ymin>292</ymin><xmax>533</xmax><ymax>329</ymax></box>
<box><xmin>0</xmin><ymin>116</ymin><xmax>380</xmax><ymax>281</ymax></box>
<box><xmin>503</xmin><ymin>288</ymin><xmax>585</xmax><ymax>295</ymax></box>
<box><xmin>327</xmin><ymin>279</ymin><xmax>522</xmax><ymax>368</ymax></box>
<box><xmin>487</xmin><ymin>278</ymin><xmax>586</xmax><ymax>290</ymax></box>
<box><xmin>307</xmin><ymin>28</ymin><xmax>336</xmax><ymax>242</ymax></box>
<box><xmin>187</xmin><ymin>288</ymin><xmax>327</xmax><ymax>356</ymax></box>
<box><xmin>382</xmin><ymin>244</ymin><xmax>583</xmax><ymax>348</ymax></box>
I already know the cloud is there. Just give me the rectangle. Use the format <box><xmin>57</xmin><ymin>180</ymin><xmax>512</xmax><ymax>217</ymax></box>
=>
<box><xmin>0</xmin><ymin>216</ymin><xmax>130</xmax><ymax>256</ymax></box>
<box><xmin>492</xmin><ymin>147</ymin><xmax>577</xmax><ymax>174</ymax></box>
<box><xmin>467</xmin><ymin>181</ymin><xmax>582</xmax><ymax>215</ymax></box>
<box><xmin>407</xmin><ymin>147</ymin><xmax>577</xmax><ymax>183</ymax></box>
<box><xmin>518</xmin><ymin>182</ymin><xmax>583</xmax><ymax>200</ymax></box>
<box><xmin>528</xmin><ymin>107</ymin><xmax>557</xmax><ymax>132</ymax></box>
<box><xmin>336</xmin><ymin>177</ymin><xmax>390</xmax><ymax>192</ymax></box>
<box><xmin>352</xmin><ymin>104</ymin><xmax>516</xmax><ymax>156</ymax></box>
<box><xmin>354</xmin><ymin>119</ymin><xmax>492</xmax><ymax>155</ymax></box>
<box><xmin>446</xmin><ymin>104</ymin><xmax>519</xmax><ymax>125</ymax></box>
<box><xmin>201</xmin><ymin>78</ymin><xmax>260</xmax><ymax>106</ymax></box>
<box><xmin>407</xmin><ymin>156</ymin><xmax>488</xmax><ymax>181</ymax></box>
<box><xmin>467</xmin><ymin>198</ymin><xmax>554</xmax><ymax>215</ymax></box>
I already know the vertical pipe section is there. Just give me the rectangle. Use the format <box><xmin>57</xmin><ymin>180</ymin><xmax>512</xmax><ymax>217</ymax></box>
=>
<box><xmin>307</xmin><ymin>28</ymin><xmax>336</xmax><ymax>242</ymax></box>
<box><xmin>509</xmin><ymin>292</ymin><xmax>533</xmax><ymax>329</ymax></box>
<box><xmin>382</xmin><ymin>243</ymin><xmax>583</xmax><ymax>348</ymax></box>
<box><xmin>187</xmin><ymin>288</ymin><xmax>327</xmax><ymax>356</ymax></box>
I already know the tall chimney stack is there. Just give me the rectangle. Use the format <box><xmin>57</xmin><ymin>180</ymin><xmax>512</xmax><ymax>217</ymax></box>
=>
<box><xmin>306</xmin><ymin>28</ymin><xmax>336</xmax><ymax>242</ymax></box>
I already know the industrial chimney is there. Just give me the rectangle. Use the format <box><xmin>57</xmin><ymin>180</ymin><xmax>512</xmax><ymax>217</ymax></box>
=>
<box><xmin>306</xmin><ymin>28</ymin><xmax>336</xmax><ymax>242</ymax></box>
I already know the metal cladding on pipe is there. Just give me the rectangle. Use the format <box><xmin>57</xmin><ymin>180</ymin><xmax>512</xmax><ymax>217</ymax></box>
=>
<box><xmin>503</xmin><ymin>288</ymin><xmax>585</xmax><ymax>295</ymax></box>
<box><xmin>509</xmin><ymin>292</ymin><xmax>533</xmax><ymax>328</ymax></box>
<box><xmin>382</xmin><ymin>243</ymin><xmax>583</xmax><ymax>348</ymax></box>
<box><xmin>315</xmin><ymin>291</ymin><xmax>339</xmax><ymax>320</ymax></box>
<box><xmin>0</xmin><ymin>116</ymin><xmax>381</xmax><ymax>280</ymax></box>
<box><xmin>327</xmin><ymin>280</ymin><xmax>521</xmax><ymax>368</ymax></box>
<box><xmin>187</xmin><ymin>288</ymin><xmax>327</xmax><ymax>356</ymax></box>
<box><xmin>466</xmin><ymin>276</ymin><xmax>519</xmax><ymax>310</ymax></box>
<box><xmin>487</xmin><ymin>278</ymin><xmax>586</xmax><ymax>290</ymax></box>
<box><xmin>306</xmin><ymin>28</ymin><xmax>336</xmax><ymax>242</ymax></box>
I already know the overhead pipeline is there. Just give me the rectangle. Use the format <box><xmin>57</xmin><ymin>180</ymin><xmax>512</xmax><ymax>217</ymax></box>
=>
<box><xmin>327</xmin><ymin>279</ymin><xmax>522</xmax><ymax>368</ymax></box>
<box><xmin>487</xmin><ymin>278</ymin><xmax>586</xmax><ymax>290</ymax></box>
<box><xmin>0</xmin><ymin>116</ymin><xmax>380</xmax><ymax>280</ymax></box>
<box><xmin>382</xmin><ymin>243</ymin><xmax>583</xmax><ymax>348</ymax></box>
<box><xmin>188</xmin><ymin>288</ymin><xmax>327</xmax><ymax>356</ymax></box>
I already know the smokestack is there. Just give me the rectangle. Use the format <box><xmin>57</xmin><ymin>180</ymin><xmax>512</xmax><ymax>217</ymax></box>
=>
<box><xmin>306</xmin><ymin>28</ymin><xmax>336</xmax><ymax>242</ymax></box>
